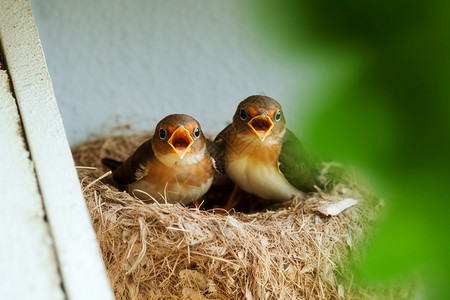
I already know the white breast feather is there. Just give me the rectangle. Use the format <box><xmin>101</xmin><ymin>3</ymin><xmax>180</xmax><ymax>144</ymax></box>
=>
<box><xmin>226</xmin><ymin>135</ymin><xmax>304</xmax><ymax>201</ymax></box>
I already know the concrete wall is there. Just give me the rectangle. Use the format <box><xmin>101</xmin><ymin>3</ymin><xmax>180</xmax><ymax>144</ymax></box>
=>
<box><xmin>30</xmin><ymin>0</ymin><xmax>306</xmax><ymax>146</ymax></box>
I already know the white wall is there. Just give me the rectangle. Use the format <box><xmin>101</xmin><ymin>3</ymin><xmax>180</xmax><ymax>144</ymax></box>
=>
<box><xmin>30</xmin><ymin>0</ymin><xmax>306</xmax><ymax>146</ymax></box>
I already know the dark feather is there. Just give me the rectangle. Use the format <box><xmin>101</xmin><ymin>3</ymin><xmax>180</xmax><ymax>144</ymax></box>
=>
<box><xmin>211</xmin><ymin>124</ymin><xmax>232</xmax><ymax>174</ymax></box>
<box><xmin>101</xmin><ymin>158</ymin><xmax>122</xmax><ymax>171</ymax></box>
<box><xmin>206</xmin><ymin>138</ymin><xmax>225</xmax><ymax>174</ymax></box>
<box><xmin>278</xmin><ymin>129</ymin><xmax>316</xmax><ymax>192</ymax></box>
<box><xmin>213</xmin><ymin>124</ymin><xmax>231</xmax><ymax>144</ymax></box>
<box><xmin>111</xmin><ymin>139</ymin><xmax>154</xmax><ymax>187</ymax></box>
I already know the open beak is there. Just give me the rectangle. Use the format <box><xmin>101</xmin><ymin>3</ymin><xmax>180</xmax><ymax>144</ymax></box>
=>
<box><xmin>247</xmin><ymin>114</ymin><xmax>274</xmax><ymax>142</ymax></box>
<box><xmin>167</xmin><ymin>126</ymin><xmax>194</xmax><ymax>159</ymax></box>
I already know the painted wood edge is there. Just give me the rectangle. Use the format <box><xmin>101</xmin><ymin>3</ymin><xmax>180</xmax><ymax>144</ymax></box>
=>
<box><xmin>0</xmin><ymin>1</ymin><xmax>114</xmax><ymax>300</ymax></box>
<box><xmin>0</xmin><ymin>68</ymin><xmax>64</xmax><ymax>300</ymax></box>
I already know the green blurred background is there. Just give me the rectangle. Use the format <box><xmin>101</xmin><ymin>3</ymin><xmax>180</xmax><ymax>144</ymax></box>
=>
<box><xmin>248</xmin><ymin>0</ymin><xmax>450</xmax><ymax>298</ymax></box>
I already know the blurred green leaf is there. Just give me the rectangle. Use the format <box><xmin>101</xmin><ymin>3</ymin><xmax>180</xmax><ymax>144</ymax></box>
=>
<box><xmin>248</xmin><ymin>0</ymin><xmax>450</xmax><ymax>298</ymax></box>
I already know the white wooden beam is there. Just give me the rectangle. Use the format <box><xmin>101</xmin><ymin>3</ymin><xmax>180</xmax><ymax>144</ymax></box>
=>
<box><xmin>0</xmin><ymin>1</ymin><xmax>114</xmax><ymax>300</ymax></box>
<box><xmin>0</xmin><ymin>67</ymin><xmax>64</xmax><ymax>300</ymax></box>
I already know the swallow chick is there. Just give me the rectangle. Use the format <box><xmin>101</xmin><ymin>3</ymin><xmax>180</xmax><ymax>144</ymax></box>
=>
<box><xmin>102</xmin><ymin>114</ymin><xmax>219</xmax><ymax>205</ymax></box>
<box><xmin>215</xmin><ymin>95</ymin><xmax>317</xmax><ymax>203</ymax></box>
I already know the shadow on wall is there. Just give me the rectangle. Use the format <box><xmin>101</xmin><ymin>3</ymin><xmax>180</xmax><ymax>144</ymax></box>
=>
<box><xmin>247</xmin><ymin>0</ymin><xmax>450</xmax><ymax>298</ymax></box>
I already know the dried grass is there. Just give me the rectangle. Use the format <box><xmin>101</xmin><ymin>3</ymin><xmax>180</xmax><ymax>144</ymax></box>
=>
<box><xmin>72</xmin><ymin>134</ymin><xmax>415</xmax><ymax>299</ymax></box>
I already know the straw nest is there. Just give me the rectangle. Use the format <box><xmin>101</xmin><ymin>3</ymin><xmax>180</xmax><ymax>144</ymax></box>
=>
<box><xmin>72</xmin><ymin>134</ymin><xmax>411</xmax><ymax>299</ymax></box>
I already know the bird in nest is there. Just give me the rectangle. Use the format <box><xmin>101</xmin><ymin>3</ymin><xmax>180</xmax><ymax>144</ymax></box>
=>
<box><xmin>102</xmin><ymin>114</ymin><xmax>222</xmax><ymax>205</ymax></box>
<box><xmin>214</xmin><ymin>95</ymin><xmax>319</xmax><ymax>208</ymax></box>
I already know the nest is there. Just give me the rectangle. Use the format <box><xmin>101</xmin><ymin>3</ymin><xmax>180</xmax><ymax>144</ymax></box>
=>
<box><xmin>72</xmin><ymin>134</ymin><xmax>411</xmax><ymax>299</ymax></box>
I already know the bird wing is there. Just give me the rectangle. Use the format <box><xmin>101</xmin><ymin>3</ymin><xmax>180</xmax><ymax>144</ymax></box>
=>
<box><xmin>213</xmin><ymin>123</ymin><xmax>231</xmax><ymax>144</ymax></box>
<box><xmin>112</xmin><ymin>139</ymin><xmax>154</xmax><ymax>187</ymax></box>
<box><xmin>278</xmin><ymin>129</ymin><xmax>315</xmax><ymax>192</ymax></box>
<box><xmin>206</xmin><ymin>138</ymin><xmax>225</xmax><ymax>174</ymax></box>
<box><xmin>211</xmin><ymin>124</ymin><xmax>232</xmax><ymax>174</ymax></box>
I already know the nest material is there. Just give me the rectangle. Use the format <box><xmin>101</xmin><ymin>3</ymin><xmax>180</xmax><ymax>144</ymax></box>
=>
<box><xmin>72</xmin><ymin>134</ymin><xmax>409</xmax><ymax>299</ymax></box>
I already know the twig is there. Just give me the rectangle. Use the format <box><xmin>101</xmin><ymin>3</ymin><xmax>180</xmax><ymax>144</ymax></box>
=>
<box><xmin>85</xmin><ymin>171</ymin><xmax>112</xmax><ymax>189</ymax></box>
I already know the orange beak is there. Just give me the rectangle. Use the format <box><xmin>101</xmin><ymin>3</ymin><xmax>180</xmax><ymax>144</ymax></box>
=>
<box><xmin>167</xmin><ymin>126</ymin><xmax>194</xmax><ymax>159</ymax></box>
<box><xmin>247</xmin><ymin>114</ymin><xmax>274</xmax><ymax>142</ymax></box>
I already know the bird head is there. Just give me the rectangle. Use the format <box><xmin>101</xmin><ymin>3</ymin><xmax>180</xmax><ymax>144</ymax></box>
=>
<box><xmin>152</xmin><ymin>114</ymin><xmax>206</xmax><ymax>166</ymax></box>
<box><xmin>232</xmin><ymin>95</ymin><xmax>286</xmax><ymax>142</ymax></box>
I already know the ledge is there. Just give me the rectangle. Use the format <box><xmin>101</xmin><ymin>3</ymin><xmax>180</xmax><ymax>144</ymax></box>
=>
<box><xmin>0</xmin><ymin>1</ymin><xmax>113</xmax><ymax>299</ymax></box>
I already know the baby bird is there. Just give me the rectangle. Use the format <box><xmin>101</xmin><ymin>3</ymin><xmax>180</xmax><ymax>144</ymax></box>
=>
<box><xmin>102</xmin><ymin>114</ymin><xmax>219</xmax><ymax>205</ymax></box>
<box><xmin>215</xmin><ymin>95</ymin><xmax>317</xmax><ymax>203</ymax></box>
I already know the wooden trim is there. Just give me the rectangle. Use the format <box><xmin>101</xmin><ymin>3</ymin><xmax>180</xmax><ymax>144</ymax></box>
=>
<box><xmin>0</xmin><ymin>1</ymin><xmax>114</xmax><ymax>299</ymax></box>
<box><xmin>0</xmin><ymin>64</ymin><xmax>64</xmax><ymax>300</ymax></box>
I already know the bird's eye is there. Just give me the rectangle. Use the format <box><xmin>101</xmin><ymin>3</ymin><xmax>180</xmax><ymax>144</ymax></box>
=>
<box><xmin>159</xmin><ymin>128</ymin><xmax>166</xmax><ymax>139</ymax></box>
<box><xmin>275</xmin><ymin>110</ymin><xmax>281</xmax><ymax>121</ymax></box>
<box><xmin>194</xmin><ymin>127</ymin><xmax>200</xmax><ymax>138</ymax></box>
<box><xmin>240</xmin><ymin>109</ymin><xmax>247</xmax><ymax>120</ymax></box>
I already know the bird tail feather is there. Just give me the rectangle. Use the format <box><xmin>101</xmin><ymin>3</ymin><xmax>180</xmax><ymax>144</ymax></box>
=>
<box><xmin>101</xmin><ymin>158</ymin><xmax>122</xmax><ymax>171</ymax></box>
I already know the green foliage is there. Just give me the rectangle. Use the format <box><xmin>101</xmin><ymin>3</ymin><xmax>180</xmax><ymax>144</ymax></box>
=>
<box><xmin>248</xmin><ymin>0</ymin><xmax>450</xmax><ymax>298</ymax></box>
